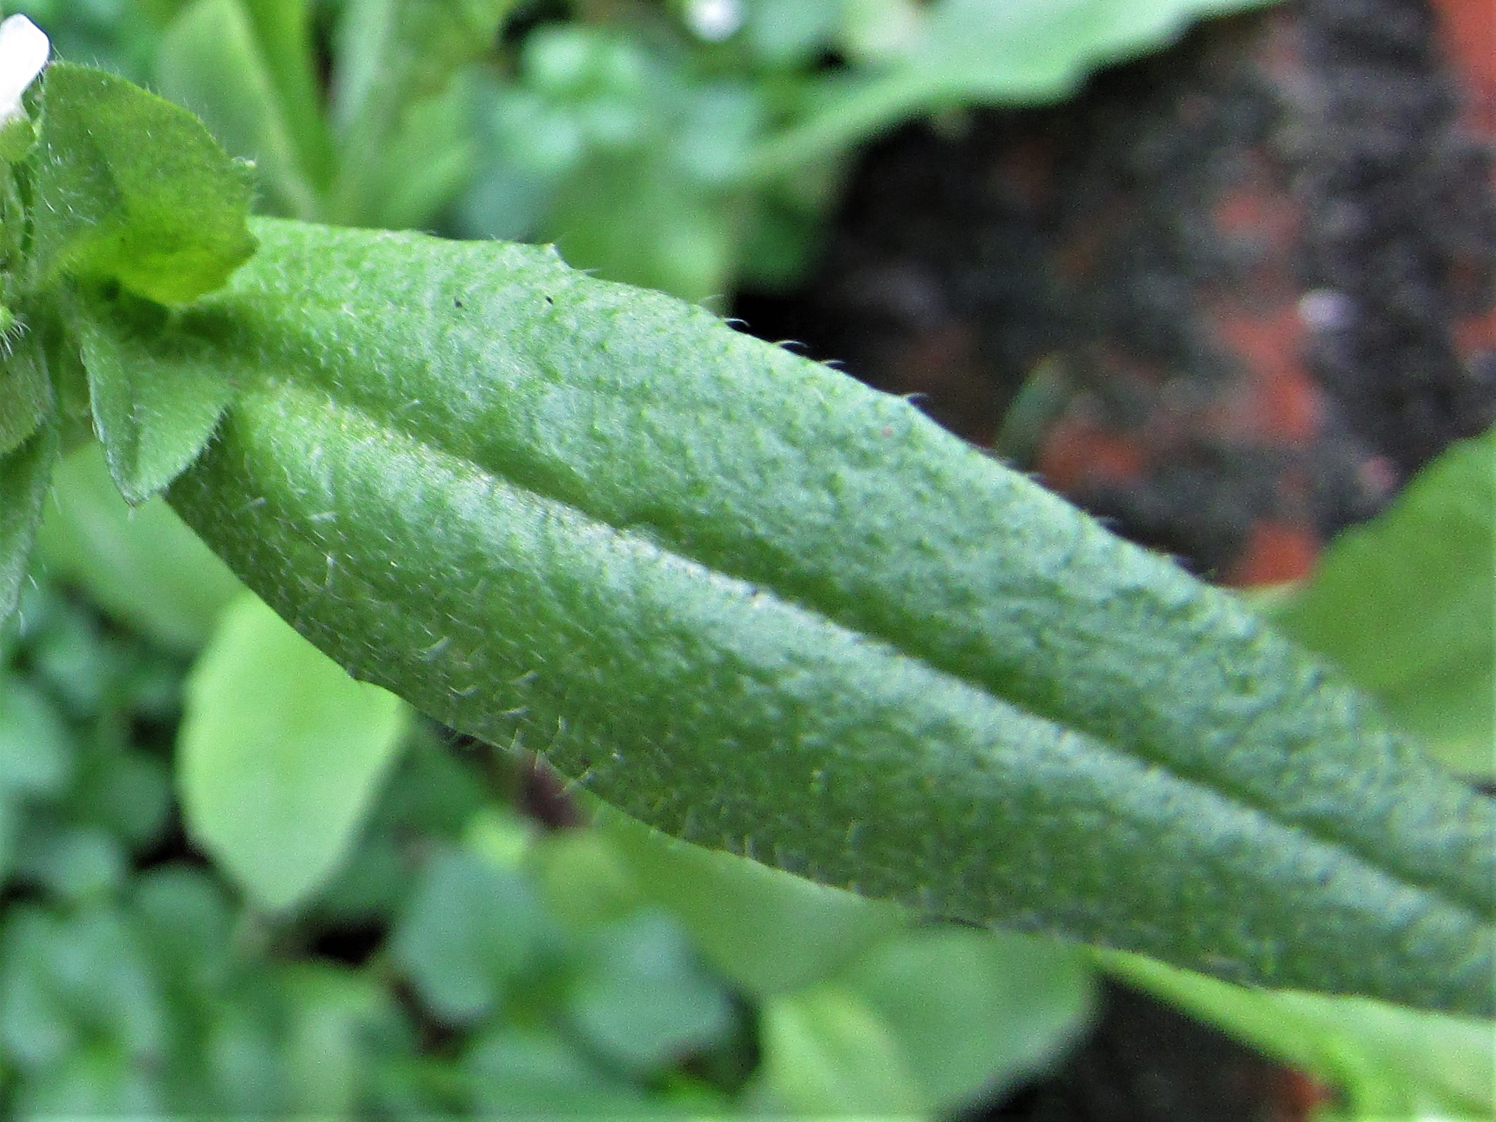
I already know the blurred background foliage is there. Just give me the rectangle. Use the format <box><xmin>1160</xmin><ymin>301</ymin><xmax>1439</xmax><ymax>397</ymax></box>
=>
<box><xmin>1</xmin><ymin>0</ymin><xmax>1491</xmax><ymax>1117</ymax></box>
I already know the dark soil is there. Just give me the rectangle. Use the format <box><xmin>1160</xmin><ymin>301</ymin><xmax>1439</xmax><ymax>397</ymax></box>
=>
<box><xmin>978</xmin><ymin>981</ymin><xmax>1321</xmax><ymax>1122</ymax></box>
<box><xmin>737</xmin><ymin>0</ymin><xmax>1495</xmax><ymax>584</ymax></box>
<box><xmin>734</xmin><ymin>0</ymin><xmax>1495</xmax><ymax>1118</ymax></box>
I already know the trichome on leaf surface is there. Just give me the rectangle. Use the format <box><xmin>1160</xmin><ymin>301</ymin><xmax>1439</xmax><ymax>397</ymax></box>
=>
<box><xmin>0</xmin><ymin>40</ymin><xmax>1491</xmax><ymax>1018</ymax></box>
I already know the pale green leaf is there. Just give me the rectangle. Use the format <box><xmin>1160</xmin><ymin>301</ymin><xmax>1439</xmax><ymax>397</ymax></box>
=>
<box><xmin>179</xmin><ymin>592</ymin><xmax>408</xmax><ymax>911</ymax></box>
<box><xmin>841</xmin><ymin>928</ymin><xmax>1096</xmax><ymax>1112</ymax></box>
<box><xmin>753</xmin><ymin>986</ymin><xmax>925</xmax><ymax>1116</ymax></box>
<box><xmin>1268</xmin><ymin>426</ymin><xmax>1495</xmax><ymax>776</ymax></box>
<box><xmin>597</xmin><ymin>803</ymin><xmax>905</xmax><ymax>996</ymax></box>
<box><xmin>156</xmin><ymin>0</ymin><xmax>321</xmax><ymax>220</ymax></box>
<box><xmin>749</xmin><ymin>0</ymin><xmax>1277</xmax><ymax>177</ymax></box>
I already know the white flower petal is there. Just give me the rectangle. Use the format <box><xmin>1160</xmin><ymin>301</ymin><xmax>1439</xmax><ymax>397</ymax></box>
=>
<box><xmin>0</xmin><ymin>15</ymin><xmax>50</xmax><ymax>126</ymax></box>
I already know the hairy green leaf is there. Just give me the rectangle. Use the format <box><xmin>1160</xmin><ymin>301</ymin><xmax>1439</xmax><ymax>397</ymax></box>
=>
<box><xmin>77</xmin><ymin>290</ymin><xmax>235</xmax><ymax>503</ymax></box>
<box><xmin>0</xmin><ymin>420</ymin><xmax>58</xmax><ymax>625</ymax></box>
<box><xmin>157</xmin><ymin>219</ymin><xmax>1494</xmax><ymax>1014</ymax></box>
<box><xmin>1268</xmin><ymin>427</ymin><xmax>1495</xmax><ymax>777</ymax></box>
<box><xmin>0</xmin><ymin>323</ymin><xmax>52</xmax><ymax>458</ymax></box>
<box><xmin>179</xmin><ymin>593</ymin><xmax>408</xmax><ymax>911</ymax></box>
<box><xmin>31</xmin><ymin>63</ymin><xmax>256</xmax><ymax>305</ymax></box>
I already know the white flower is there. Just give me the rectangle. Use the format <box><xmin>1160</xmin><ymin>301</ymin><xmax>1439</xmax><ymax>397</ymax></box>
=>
<box><xmin>0</xmin><ymin>14</ymin><xmax>49</xmax><ymax>128</ymax></box>
<box><xmin>685</xmin><ymin>0</ymin><xmax>743</xmax><ymax>43</ymax></box>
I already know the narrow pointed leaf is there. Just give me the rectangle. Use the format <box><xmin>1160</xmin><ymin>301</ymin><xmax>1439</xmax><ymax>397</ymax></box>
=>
<box><xmin>0</xmin><ymin>325</ymin><xmax>52</xmax><ymax>458</ymax></box>
<box><xmin>77</xmin><ymin>290</ymin><xmax>235</xmax><ymax>503</ymax></box>
<box><xmin>0</xmin><ymin>421</ymin><xmax>58</xmax><ymax>625</ymax></box>
<box><xmin>31</xmin><ymin>63</ymin><xmax>255</xmax><ymax>306</ymax></box>
<box><xmin>149</xmin><ymin>219</ymin><xmax>1493</xmax><ymax>1014</ymax></box>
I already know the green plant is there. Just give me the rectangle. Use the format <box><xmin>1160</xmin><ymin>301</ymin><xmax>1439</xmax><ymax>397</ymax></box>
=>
<box><xmin>1</xmin><ymin>5</ymin><xmax>1492</xmax><ymax>1117</ymax></box>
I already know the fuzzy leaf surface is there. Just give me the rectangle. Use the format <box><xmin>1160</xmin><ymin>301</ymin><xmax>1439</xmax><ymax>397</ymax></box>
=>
<box><xmin>31</xmin><ymin>63</ymin><xmax>255</xmax><ymax>306</ymax></box>
<box><xmin>76</xmin><ymin>290</ymin><xmax>235</xmax><ymax>503</ymax></box>
<box><xmin>0</xmin><ymin>421</ymin><xmax>58</xmax><ymax>626</ymax></box>
<box><xmin>155</xmin><ymin>219</ymin><xmax>1494</xmax><ymax>1014</ymax></box>
<box><xmin>0</xmin><ymin>326</ymin><xmax>52</xmax><ymax>458</ymax></box>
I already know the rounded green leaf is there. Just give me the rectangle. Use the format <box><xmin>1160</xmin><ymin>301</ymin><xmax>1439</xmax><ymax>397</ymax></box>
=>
<box><xmin>178</xmin><ymin>592</ymin><xmax>408</xmax><ymax>911</ymax></box>
<box><xmin>389</xmin><ymin>849</ymin><xmax>545</xmax><ymax>1025</ymax></box>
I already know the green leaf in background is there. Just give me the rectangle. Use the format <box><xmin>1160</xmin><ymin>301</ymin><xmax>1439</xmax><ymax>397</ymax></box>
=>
<box><xmin>390</xmin><ymin>850</ymin><xmax>545</xmax><ymax>1026</ymax></box>
<box><xmin>30</xmin><ymin>63</ymin><xmax>255</xmax><ymax>305</ymax></box>
<box><xmin>754</xmin><ymin>984</ymin><xmax>924</xmax><ymax>1115</ymax></box>
<box><xmin>565</xmin><ymin>910</ymin><xmax>735</xmax><ymax>1072</ymax></box>
<box><xmin>0</xmin><ymin>678</ymin><xmax>72</xmax><ymax>798</ymax></box>
<box><xmin>156</xmin><ymin>0</ymin><xmax>322</xmax><ymax>220</ymax></box>
<box><xmin>463</xmin><ymin>1028</ymin><xmax>649</xmax><ymax>1117</ymax></box>
<box><xmin>752</xmin><ymin>927</ymin><xmax>1095</xmax><ymax>1117</ymax></box>
<box><xmin>1268</xmin><ymin>426</ymin><xmax>1495</xmax><ymax>776</ymax></box>
<box><xmin>326</xmin><ymin>0</ymin><xmax>516</xmax><ymax>228</ymax></box>
<box><xmin>163</xmin><ymin>218</ymin><xmax>1496</xmax><ymax>1014</ymax></box>
<box><xmin>838</xmin><ymin>927</ymin><xmax>1095</xmax><ymax>1111</ymax></box>
<box><xmin>76</xmin><ymin>289</ymin><xmax>236</xmax><ymax>503</ymax></box>
<box><xmin>282</xmin><ymin>965</ymin><xmax>400</xmax><ymax>1117</ymax></box>
<box><xmin>598</xmin><ymin>804</ymin><xmax>905</xmax><ymax>996</ymax></box>
<box><xmin>1104</xmin><ymin>950</ymin><xmax>1496</xmax><ymax>1120</ymax></box>
<box><xmin>748</xmin><ymin>0</ymin><xmax>1278</xmax><ymax>178</ymax></box>
<box><xmin>0</xmin><ymin>421</ymin><xmax>58</xmax><ymax>624</ymax></box>
<box><xmin>178</xmin><ymin>593</ymin><xmax>408</xmax><ymax>911</ymax></box>
<box><xmin>36</xmin><ymin>445</ymin><xmax>242</xmax><ymax>652</ymax></box>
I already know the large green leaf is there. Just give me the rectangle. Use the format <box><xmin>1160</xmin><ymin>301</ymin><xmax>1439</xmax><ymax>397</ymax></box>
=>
<box><xmin>178</xmin><ymin>593</ymin><xmax>408</xmax><ymax>911</ymax></box>
<box><xmin>1267</xmin><ymin>427</ymin><xmax>1495</xmax><ymax>776</ymax></box>
<box><xmin>152</xmin><ymin>218</ymin><xmax>1493</xmax><ymax>1014</ymax></box>
<box><xmin>30</xmin><ymin>63</ymin><xmax>255</xmax><ymax>305</ymax></box>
